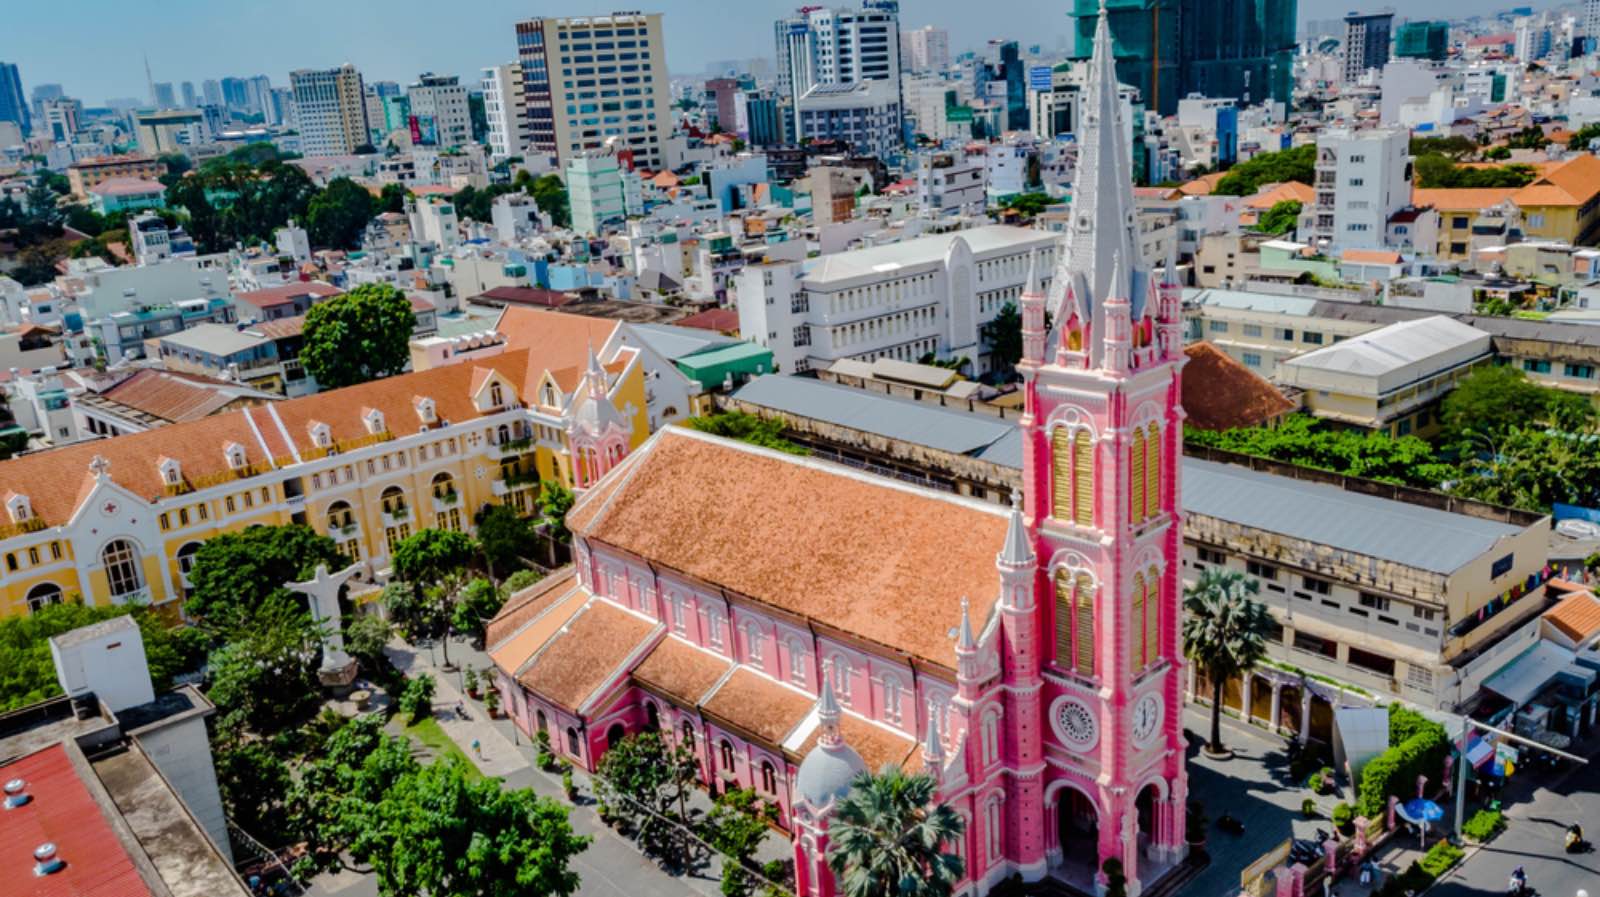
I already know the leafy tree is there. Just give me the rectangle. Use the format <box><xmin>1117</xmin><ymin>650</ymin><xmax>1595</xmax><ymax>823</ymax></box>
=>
<box><xmin>529</xmin><ymin>174</ymin><xmax>571</xmax><ymax>228</ymax></box>
<box><xmin>301</xmin><ymin>282</ymin><xmax>415</xmax><ymax>388</ymax></box>
<box><xmin>380</xmin><ymin>182</ymin><xmax>409</xmax><ymax>214</ymax></box>
<box><xmin>501</xmin><ymin>568</ymin><xmax>546</xmax><ymax>595</ymax></box>
<box><xmin>980</xmin><ymin>301</ymin><xmax>1024</xmax><ymax>377</ymax></box>
<box><xmin>215</xmin><ymin>737</ymin><xmax>295</xmax><ymax>844</ymax></box>
<box><xmin>475</xmin><ymin>504</ymin><xmax>535</xmax><ymax>582</ymax></box>
<box><xmin>287</xmin><ymin>715</ymin><xmax>416</xmax><ymax>875</ymax></box>
<box><xmin>205</xmin><ymin>594</ymin><xmax>325</xmax><ymax>732</ymax></box>
<box><xmin>452</xmin><ymin>577</ymin><xmax>505</xmax><ymax>642</ymax></box>
<box><xmin>1413</xmin><ymin>154</ymin><xmax>1537</xmax><ymax>188</ymax></box>
<box><xmin>538</xmin><ymin>481</ymin><xmax>576</xmax><ymax>544</ymax></box>
<box><xmin>594</xmin><ymin>731</ymin><xmax>701</xmax><ymax>861</ymax></box>
<box><xmin>0</xmin><ymin>428</ymin><xmax>28</xmax><ymax>460</ymax></box>
<box><xmin>185</xmin><ymin>524</ymin><xmax>344</xmax><ymax>628</ymax></box>
<box><xmin>0</xmin><ymin>602</ymin><xmax>203</xmax><ymax>712</ymax></box>
<box><xmin>1409</xmin><ymin>135</ymin><xmax>1478</xmax><ymax>159</ymax></box>
<box><xmin>452</xmin><ymin>183</ymin><xmax>518</xmax><ymax>223</ymax></box>
<box><xmin>345</xmin><ymin>612</ymin><xmax>395</xmax><ymax>667</ymax></box>
<box><xmin>1256</xmin><ymin>199</ymin><xmax>1302</xmax><ymax>236</ymax></box>
<box><xmin>399</xmin><ymin>673</ymin><xmax>436</xmax><ymax>722</ymax></box>
<box><xmin>1438</xmin><ymin>365</ymin><xmax>1593</xmax><ymax>448</ymax></box>
<box><xmin>687</xmin><ymin>411</ymin><xmax>809</xmax><ymax>455</ymax></box>
<box><xmin>706</xmin><ymin>788</ymin><xmax>780</xmax><ymax>897</ymax></box>
<box><xmin>356</xmin><ymin>756</ymin><xmax>589</xmax><ymax>897</ymax></box>
<box><xmin>1184</xmin><ymin>415</ymin><xmax>1455</xmax><ymax>489</ymax></box>
<box><xmin>11</xmin><ymin>245</ymin><xmax>68</xmax><ymax>286</ymax></box>
<box><xmin>1182</xmin><ymin>567</ymin><xmax>1274</xmax><ymax>755</ymax></box>
<box><xmin>1214</xmin><ymin>144</ymin><xmax>1316</xmax><ymax>196</ymax></box>
<box><xmin>1504</xmin><ymin>125</ymin><xmax>1549</xmax><ymax>150</ymax></box>
<box><xmin>1450</xmin><ymin>428</ymin><xmax>1600</xmax><ymax>512</ymax></box>
<box><xmin>1568</xmin><ymin>122</ymin><xmax>1600</xmax><ymax>150</ymax></box>
<box><xmin>1483</xmin><ymin>145</ymin><xmax>1512</xmax><ymax>161</ymax></box>
<box><xmin>306</xmin><ymin>177</ymin><xmax>376</xmax><ymax>249</ymax></box>
<box><xmin>995</xmin><ymin>192</ymin><xmax>1053</xmax><ymax>218</ymax></box>
<box><xmin>826</xmin><ymin>765</ymin><xmax>966</xmax><ymax>897</ymax></box>
<box><xmin>393</xmin><ymin>528</ymin><xmax>480</xmax><ymax>590</ymax></box>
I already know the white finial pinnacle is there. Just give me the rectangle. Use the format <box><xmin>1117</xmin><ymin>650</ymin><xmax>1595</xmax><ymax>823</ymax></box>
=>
<box><xmin>957</xmin><ymin>597</ymin><xmax>977</xmax><ymax>651</ymax></box>
<box><xmin>923</xmin><ymin>713</ymin><xmax>945</xmax><ymax>764</ymax></box>
<box><xmin>1009</xmin><ymin>488</ymin><xmax>1023</xmax><ymax>509</ymax></box>
<box><xmin>818</xmin><ymin>670</ymin><xmax>842</xmax><ymax>748</ymax></box>
<box><xmin>89</xmin><ymin>455</ymin><xmax>111</xmax><ymax>480</ymax></box>
<box><xmin>1023</xmin><ymin>249</ymin><xmax>1041</xmax><ymax>296</ymax></box>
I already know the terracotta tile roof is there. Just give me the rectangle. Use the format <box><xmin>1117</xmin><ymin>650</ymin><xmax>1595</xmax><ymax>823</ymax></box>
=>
<box><xmin>1177</xmin><ymin>172</ymin><xmax>1226</xmax><ymax>196</ymax></box>
<box><xmin>1181</xmin><ymin>343</ymin><xmax>1296</xmax><ymax>431</ymax></box>
<box><xmin>516</xmin><ymin>599</ymin><xmax>658</xmax><ymax>712</ymax></box>
<box><xmin>88</xmin><ymin>177</ymin><xmax>165</xmax><ymax>197</ymax></box>
<box><xmin>476</xmin><ymin>286</ymin><xmax>579</xmax><ymax>308</ymax></box>
<box><xmin>235</xmin><ymin>281</ymin><xmax>341</xmax><ymax>309</ymax></box>
<box><xmin>1513</xmin><ymin>154</ymin><xmax>1600</xmax><ymax>207</ymax></box>
<box><xmin>633</xmin><ymin>635</ymin><xmax>733</xmax><ymax>707</ymax></box>
<box><xmin>1544</xmin><ymin>590</ymin><xmax>1600</xmax><ymax>644</ymax></box>
<box><xmin>1411</xmin><ymin>187</ymin><xmax>1519</xmax><ymax>211</ymax></box>
<box><xmin>0</xmin><ymin>744</ymin><xmax>156</xmax><ymax>897</ymax></box>
<box><xmin>489</xmin><ymin>582</ymin><xmax>589</xmax><ymax>673</ymax></box>
<box><xmin>674</xmin><ymin>308</ymin><xmax>741</xmax><ymax>334</ymax></box>
<box><xmin>485</xmin><ymin>568</ymin><xmax>577</xmax><ymax>648</ymax></box>
<box><xmin>93</xmin><ymin>369</ymin><xmax>278</xmax><ymax>424</ymax></box>
<box><xmin>792</xmin><ymin>712</ymin><xmax>918</xmax><ymax>772</ymax></box>
<box><xmin>568</xmin><ymin>428</ymin><xmax>1009</xmax><ymax>667</ymax></box>
<box><xmin>1340</xmin><ymin>248</ymin><xmax>1403</xmax><ymax>264</ymax></box>
<box><xmin>1245</xmin><ymin>181</ymin><xmax>1315</xmax><ymax>209</ymax></box>
<box><xmin>247</xmin><ymin>315</ymin><xmax>306</xmax><ymax>340</ymax></box>
<box><xmin>701</xmin><ymin>667</ymin><xmax>814</xmax><ymax>747</ymax></box>
<box><xmin>495</xmin><ymin>307</ymin><xmax>626</xmax><ymax>394</ymax></box>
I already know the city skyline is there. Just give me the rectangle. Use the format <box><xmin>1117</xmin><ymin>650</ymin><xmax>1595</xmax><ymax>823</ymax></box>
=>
<box><xmin>6</xmin><ymin>0</ymin><xmax>1564</xmax><ymax>106</ymax></box>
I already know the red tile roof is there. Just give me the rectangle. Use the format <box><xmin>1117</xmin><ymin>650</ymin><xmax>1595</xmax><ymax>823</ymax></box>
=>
<box><xmin>234</xmin><ymin>282</ymin><xmax>342</xmax><ymax>309</ymax></box>
<box><xmin>673</xmin><ymin>308</ymin><xmax>741</xmax><ymax>334</ymax></box>
<box><xmin>515</xmin><ymin>600</ymin><xmax>658</xmax><ymax>711</ymax></box>
<box><xmin>1181</xmin><ymin>343</ymin><xmax>1297</xmax><ymax>431</ymax></box>
<box><xmin>1544</xmin><ymin>591</ymin><xmax>1600</xmax><ymax>643</ymax></box>
<box><xmin>476</xmin><ymin>286</ymin><xmax>579</xmax><ymax>308</ymax></box>
<box><xmin>94</xmin><ymin>369</ymin><xmax>277</xmax><ymax>424</ymax></box>
<box><xmin>0</xmin><ymin>744</ymin><xmax>156</xmax><ymax>897</ymax></box>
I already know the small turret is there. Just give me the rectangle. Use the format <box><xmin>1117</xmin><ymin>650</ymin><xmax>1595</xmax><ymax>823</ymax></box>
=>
<box><xmin>1102</xmin><ymin>252</ymin><xmax>1133</xmax><ymax>374</ymax></box>
<box><xmin>1020</xmin><ymin>250</ymin><xmax>1046</xmax><ymax>366</ymax></box>
<box><xmin>956</xmin><ymin>597</ymin><xmax>982</xmax><ymax>686</ymax></box>
<box><xmin>922</xmin><ymin>712</ymin><xmax>946</xmax><ymax>785</ymax></box>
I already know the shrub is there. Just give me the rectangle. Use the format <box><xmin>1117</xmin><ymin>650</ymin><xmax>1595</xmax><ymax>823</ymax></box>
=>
<box><xmin>535</xmin><ymin>729</ymin><xmax>556</xmax><ymax>770</ymax></box>
<box><xmin>561</xmin><ymin>767</ymin><xmax>576</xmax><ymax>799</ymax></box>
<box><xmin>1302</xmin><ymin>798</ymin><xmax>1319</xmax><ymax>817</ymax></box>
<box><xmin>1306</xmin><ymin>770</ymin><xmax>1325</xmax><ymax>793</ymax></box>
<box><xmin>398</xmin><ymin>673</ymin><xmax>436</xmax><ymax>722</ymax></box>
<box><xmin>1331</xmin><ymin>802</ymin><xmax>1354</xmax><ymax>830</ymax></box>
<box><xmin>463</xmin><ymin>667</ymin><xmax>478</xmax><ymax>693</ymax></box>
<box><xmin>501</xmin><ymin>568</ymin><xmax>545</xmax><ymax>595</ymax></box>
<box><xmin>1356</xmin><ymin>705</ymin><xmax>1449</xmax><ymax>818</ymax></box>
<box><xmin>1461</xmin><ymin>808</ymin><xmax>1505</xmax><ymax>842</ymax></box>
<box><xmin>1417</xmin><ymin>841</ymin><xmax>1464</xmax><ymax>877</ymax></box>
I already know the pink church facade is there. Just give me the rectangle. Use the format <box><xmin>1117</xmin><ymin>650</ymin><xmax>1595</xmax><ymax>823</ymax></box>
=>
<box><xmin>486</xmin><ymin>6</ymin><xmax>1188</xmax><ymax>895</ymax></box>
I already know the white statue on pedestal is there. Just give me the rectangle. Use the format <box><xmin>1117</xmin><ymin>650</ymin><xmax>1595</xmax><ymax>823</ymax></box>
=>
<box><xmin>286</xmin><ymin>562</ymin><xmax>364</xmax><ymax>683</ymax></box>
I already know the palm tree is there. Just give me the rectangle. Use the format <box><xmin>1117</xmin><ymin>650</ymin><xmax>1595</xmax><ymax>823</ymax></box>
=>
<box><xmin>1182</xmin><ymin>567</ymin><xmax>1276</xmax><ymax>756</ymax></box>
<box><xmin>826</xmin><ymin>766</ymin><xmax>966</xmax><ymax>897</ymax></box>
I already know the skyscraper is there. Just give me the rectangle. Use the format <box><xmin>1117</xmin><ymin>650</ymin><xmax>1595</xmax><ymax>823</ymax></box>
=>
<box><xmin>481</xmin><ymin>63</ymin><xmax>528</xmax><ymax>161</ymax></box>
<box><xmin>153</xmin><ymin>81</ymin><xmax>177</xmax><ymax>109</ymax></box>
<box><xmin>513</xmin><ymin>12</ymin><xmax>673</xmax><ymax>170</ymax></box>
<box><xmin>406</xmin><ymin>73</ymin><xmax>472</xmax><ymax>148</ymax></box>
<box><xmin>901</xmin><ymin>25</ymin><xmax>951</xmax><ymax>72</ymax></box>
<box><xmin>289</xmin><ymin>64</ymin><xmax>369</xmax><ymax>156</ymax></box>
<box><xmin>201</xmin><ymin>79</ymin><xmax>222</xmax><ymax>107</ymax></box>
<box><xmin>1394</xmin><ymin>21</ymin><xmax>1450</xmax><ymax>61</ymax></box>
<box><xmin>1343</xmin><ymin>11</ymin><xmax>1394</xmax><ymax>83</ymax></box>
<box><xmin>181</xmin><ymin>81</ymin><xmax>198</xmax><ymax>107</ymax></box>
<box><xmin>0</xmin><ymin>63</ymin><xmax>27</xmax><ymax>136</ymax></box>
<box><xmin>774</xmin><ymin>1</ymin><xmax>904</xmax><ymax>152</ymax></box>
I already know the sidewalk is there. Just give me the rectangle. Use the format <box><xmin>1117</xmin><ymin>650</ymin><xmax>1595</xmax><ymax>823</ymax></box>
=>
<box><xmin>386</xmin><ymin>639</ymin><xmax>528</xmax><ymax>779</ymax></box>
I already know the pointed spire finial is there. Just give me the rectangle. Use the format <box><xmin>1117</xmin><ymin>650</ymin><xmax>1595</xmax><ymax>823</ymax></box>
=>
<box><xmin>957</xmin><ymin>597</ymin><xmax>977</xmax><ymax>652</ymax></box>
<box><xmin>1000</xmin><ymin>494</ymin><xmax>1034</xmax><ymax>567</ymax></box>
<box><xmin>817</xmin><ymin>670</ymin><xmax>842</xmax><ymax>748</ymax></box>
<box><xmin>1023</xmin><ymin>249</ymin><xmax>1041</xmax><ymax>296</ymax></box>
<box><xmin>1164</xmin><ymin>236</ymin><xmax>1178</xmax><ymax>286</ymax></box>
<box><xmin>923</xmin><ymin>713</ymin><xmax>945</xmax><ymax>767</ymax></box>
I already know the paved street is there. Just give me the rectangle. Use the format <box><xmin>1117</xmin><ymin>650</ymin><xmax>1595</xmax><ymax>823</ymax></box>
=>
<box><xmin>1432</xmin><ymin>750</ymin><xmax>1600</xmax><ymax>897</ymax></box>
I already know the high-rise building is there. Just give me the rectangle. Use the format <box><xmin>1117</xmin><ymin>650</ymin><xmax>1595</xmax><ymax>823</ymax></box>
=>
<box><xmin>363</xmin><ymin>80</ymin><xmax>401</xmax><ymax>145</ymax></box>
<box><xmin>776</xmin><ymin>1</ymin><xmax>904</xmax><ymax>153</ymax></box>
<box><xmin>744</xmin><ymin>91</ymin><xmax>786</xmax><ymax>146</ymax></box>
<box><xmin>244</xmin><ymin>75</ymin><xmax>272</xmax><ymax>116</ymax></box>
<box><xmin>201</xmin><ymin>79</ymin><xmax>222</xmax><ymax>107</ymax></box>
<box><xmin>481</xmin><ymin>63</ymin><xmax>528</xmax><ymax>160</ymax></box>
<box><xmin>901</xmin><ymin>25</ymin><xmax>951</xmax><ymax>72</ymax></box>
<box><xmin>1068</xmin><ymin>0</ymin><xmax>1294</xmax><ymax>115</ymax></box>
<box><xmin>152</xmin><ymin>81</ymin><xmax>177</xmax><ymax>109</ymax></box>
<box><xmin>41</xmin><ymin>97</ymin><xmax>82</xmax><ymax>142</ymax></box>
<box><xmin>1343</xmin><ymin>11</ymin><xmax>1394</xmax><ymax>83</ymax></box>
<box><xmin>0</xmin><ymin>63</ymin><xmax>27</xmax><ymax>136</ymax></box>
<box><xmin>567</xmin><ymin>147</ymin><xmax>641</xmax><ymax>235</ymax></box>
<box><xmin>1310</xmin><ymin>127</ymin><xmax>1411</xmax><ymax>251</ymax></box>
<box><xmin>514</xmin><ymin>12</ymin><xmax>673</xmax><ymax>170</ymax></box>
<box><xmin>267</xmin><ymin>87</ymin><xmax>294</xmax><ymax>127</ymax></box>
<box><xmin>135</xmin><ymin>108</ymin><xmax>207</xmax><ymax>154</ymax></box>
<box><xmin>980</xmin><ymin>39</ymin><xmax>1027</xmax><ymax>131</ymax></box>
<box><xmin>220</xmin><ymin>77</ymin><xmax>249</xmax><ymax>111</ymax></box>
<box><xmin>180</xmin><ymin>81</ymin><xmax>197</xmax><ymax>107</ymax></box>
<box><xmin>406</xmin><ymin>73</ymin><xmax>472</xmax><ymax>148</ymax></box>
<box><xmin>1586</xmin><ymin>0</ymin><xmax>1600</xmax><ymax>54</ymax></box>
<box><xmin>1394</xmin><ymin>21</ymin><xmax>1449</xmax><ymax>61</ymax></box>
<box><xmin>704</xmin><ymin>78</ymin><xmax>740</xmax><ymax>130</ymax></box>
<box><xmin>289</xmin><ymin>64</ymin><xmax>369</xmax><ymax>156</ymax></box>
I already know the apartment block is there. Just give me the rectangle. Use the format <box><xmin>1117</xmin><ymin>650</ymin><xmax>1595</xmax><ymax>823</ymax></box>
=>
<box><xmin>482</xmin><ymin>63</ymin><xmax>528</xmax><ymax>160</ymax></box>
<box><xmin>514</xmin><ymin>12</ymin><xmax>673</xmax><ymax>170</ymax></box>
<box><xmin>1311</xmin><ymin>127</ymin><xmax>1412</xmax><ymax>252</ymax></box>
<box><xmin>407</xmin><ymin>73</ymin><xmax>472</xmax><ymax>148</ymax></box>
<box><xmin>290</xmin><ymin>64</ymin><xmax>369</xmax><ymax>157</ymax></box>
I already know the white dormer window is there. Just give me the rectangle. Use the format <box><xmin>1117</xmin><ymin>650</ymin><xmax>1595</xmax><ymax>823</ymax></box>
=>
<box><xmin>223</xmin><ymin>442</ymin><xmax>247</xmax><ymax>470</ymax></box>
<box><xmin>489</xmin><ymin>382</ymin><xmax>504</xmax><ymax>407</ymax></box>
<box><xmin>309</xmin><ymin>421</ymin><xmax>332</xmax><ymax>448</ymax></box>
<box><xmin>158</xmin><ymin>457</ymin><xmax>182</xmax><ymax>486</ymax></box>
<box><xmin>6</xmin><ymin>494</ymin><xmax>31</xmax><ymax>523</ymax></box>
<box><xmin>542</xmin><ymin>383</ymin><xmax>559</xmax><ymax>407</ymax></box>
<box><xmin>363</xmin><ymin>408</ymin><xmax>386</xmax><ymax>435</ymax></box>
<box><xmin>415</xmin><ymin>397</ymin><xmax>437</xmax><ymax>425</ymax></box>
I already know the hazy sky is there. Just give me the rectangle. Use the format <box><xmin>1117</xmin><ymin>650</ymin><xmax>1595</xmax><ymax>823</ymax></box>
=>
<box><xmin>5</xmin><ymin>0</ymin><xmax>1565</xmax><ymax>105</ymax></box>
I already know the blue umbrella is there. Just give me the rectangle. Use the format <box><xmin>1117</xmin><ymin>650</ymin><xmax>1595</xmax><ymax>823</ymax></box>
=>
<box><xmin>1403</xmin><ymin>799</ymin><xmax>1445</xmax><ymax>823</ymax></box>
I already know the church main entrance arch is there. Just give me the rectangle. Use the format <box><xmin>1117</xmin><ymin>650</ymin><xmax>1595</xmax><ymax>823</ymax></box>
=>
<box><xmin>1049</xmin><ymin>782</ymin><xmax>1101</xmax><ymax>888</ymax></box>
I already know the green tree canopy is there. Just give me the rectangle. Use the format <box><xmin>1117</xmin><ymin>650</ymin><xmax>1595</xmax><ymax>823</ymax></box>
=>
<box><xmin>1409</xmin><ymin>135</ymin><xmax>1478</xmax><ymax>159</ymax></box>
<box><xmin>205</xmin><ymin>593</ymin><xmax>325</xmax><ymax>732</ymax></box>
<box><xmin>1450</xmin><ymin>428</ymin><xmax>1600</xmax><ymax>512</ymax></box>
<box><xmin>826</xmin><ymin>766</ymin><xmax>966</xmax><ymax>897</ymax></box>
<box><xmin>1182</xmin><ymin>567</ymin><xmax>1274</xmax><ymax>754</ymax></box>
<box><xmin>1256</xmin><ymin>199</ymin><xmax>1302</xmax><ymax>236</ymax></box>
<box><xmin>1413</xmin><ymin>154</ymin><xmax>1537</xmax><ymax>188</ymax></box>
<box><xmin>0</xmin><ymin>602</ymin><xmax>203</xmax><ymax>712</ymax></box>
<box><xmin>538</xmin><ymin>481</ymin><xmax>575</xmax><ymax>544</ymax></box>
<box><xmin>593</xmin><ymin>731</ymin><xmax>701</xmax><ymax>860</ymax></box>
<box><xmin>1213</xmin><ymin>144</ymin><xmax>1316</xmax><ymax>196</ymax></box>
<box><xmin>301</xmin><ymin>282</ymin><xmax>415</xmax><ymax>388</ymax></box>
<box><xmin>474</xmin><ymin>504</ymin><xmax>535</xmax><ymax>581</ymax></box>
<box><xmin>379</xmin><ymin>182</ymin><xmax>409</xmax><ymax>214</ymax></box>
<box><xmin>1438</xmin><ymin>365</ymin><xmax>1594</xmax><ymax>448</ymax></box>
<box><xmin>185</xmin><ymin>523</ymin><xmax>344</xmax><ymax>628</ymax></box>
<box><xmin>1569</xmin><ymin>122</ymin><xmax>1600</xmax><ymax>150</ymax></box>
<box><xmin>452</xmin><ymin>577</ymin><xmax>505</xmax><ymax>640</ymax></box>
<box><xmin>996</xmin><ymin>192</ymin><xmax>1053</xmax><ymax>218</ymax></box>
<box><xmin>687</xmin><ymin>411</ymin><xmax>810</xmax><ymax>455</ymax></box>
<box><xmin>529</xmin><ymin>174</ymin><xmax>571</xmax><ymax>228</ymax></box>
<box><xmin>980</xmin><ymin>301</ymin><xmax>1024</xmax><ymax>378</ymax></box>
<box><xmin>392</xmin><ymin>528</ymin><xmax>479</xmax><ymax>587</ymax></box>
<box><xmin>306</xmin><ymin>177</ymin><xmax>376</xmax><ymax>250</ymax></box>
<box><xmin>1184</xmin><ymin>414</ymin><xmax>1455</xmax><ymax>488</ymax></box>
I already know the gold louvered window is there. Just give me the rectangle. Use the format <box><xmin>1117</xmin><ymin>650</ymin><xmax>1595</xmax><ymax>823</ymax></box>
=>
<box><xmin>1131</xmin><ymin>572</ymin><xmax>1147</xmax><ymax>669</ymax></box>
<box><xmin>1074</xmin><ymin>573</ymin><xmax>1096</xmax><ymax>676</ymax></box>
<box><xmin>1052</xmin><ymin>427</ymin><xmax>1073</xmax><ymax>520</ymax></box>
<box><xmin>1073</xmin><ymin>430</ymin><xmax>1094</xmax><ymax>527</ymax></box>
<box><xmin>1145</xmin><ymin>565</ymin><xmax>1161</xmax><ymax>667</ymax></box>
<box><xmin>1145</xmin><ymin>426</ymin><xmax>1161</xmax><ymax>520</ymax></box>
<box><xmin>1130</xmin><ymin>428</ymin><xmax>1146</xmax><ymax>524</ymax></box>
<box><xmin>1054</xmin><ymin>570</ymin><xmax>1074</xmax><ymax>664</ymax></box>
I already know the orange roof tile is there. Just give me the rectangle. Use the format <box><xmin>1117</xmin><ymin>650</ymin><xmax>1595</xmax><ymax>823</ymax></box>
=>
<box><xmin>1411</xmin><ymin>187</ymin><xmax>1519</xmax><ymax>211</ymax></box>
<box><xmin>1340</xmin><ymin>248</ymin><xmax>1403</xmax><ymax>264</ymax></box>
<box><xmin>1514</xmin><ymin>154</ymin><xmax>1600</xmax><ymax>207</ymax></box>
<box><xmin>1178</xmin><ymin>172</ymin><xmax>1225</xmax><ymax>196</ymax></box>
<box><xmin>1544</xmin><ymin>591</ymin><xmax>1600</xmax><ymax>644</ymax></box>
<box><xmin>516</xmin><ymin>600</ymin><xmax>658</xmax><ymax>712</ymax></box>
<box><xmin>792</xmin><ymin>712</ymin><xmax>918</xmax><ymax>772</ymax></box>
<box><xmin>1245</xmin><ymin>181</ymin><xmax>1315</xmax><ymax>209</ymax></box>
<box><xmin>494</xmin><ymin>307</ymin><xmax>622</xmax><ymax>393</ymax></box>
<box><xmin>568</xmin><ymin>428</ymin><xmax>1009</xmax><ymax>668</ymax></box>
<box><xmin>701</xmin><ymin>668</ymin><xmax>814</xmax><ymax>747</ymax></box>
<box><xmin>486</xmin><ymin>568</ymin><xmax>578</xmax><ymax>648</ymax></box>
<box><xmin>1181</xmin><ymin>343</ymin><xmax>1296</xmax><ymax>431</ymax></box>
<box><xmin>489</xmin><ymin>582</ymin><xmax>589</xmax><ymax>673</ymax></box>
<box><xmin>633</xmin><ymin>635</ymin><xmax>732</xmax><ymax>707</ymax></box>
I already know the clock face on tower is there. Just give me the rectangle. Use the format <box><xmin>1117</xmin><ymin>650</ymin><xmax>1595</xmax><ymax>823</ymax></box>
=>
<box><xmin>1050</xmin><ymin>696</ymin><xmax>1099</xmax><ymax>752</ymax></box>
<box><xmin>1132</xmin><ymin>692</ymin><xmax>1163</xmax><ymax>747</ymax></box>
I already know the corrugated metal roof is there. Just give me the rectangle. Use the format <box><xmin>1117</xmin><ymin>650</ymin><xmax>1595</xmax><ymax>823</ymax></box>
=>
<box><xmin>1183</xmin><ymin>457</ymin><xmax>1521</xmax><ymax>574</ymax></box>
<box><xmin>731</xmin><ymin>375</ymin><xmax>1014</xmax><ymax>457</ymax></box>
<box><xmin>1184</xmin><ymin>287</ymin><xmax>1320</xmax><ymax>316</ymax></box>
<box><xmin>1281</xmin><ymin>315</ymin><xmax>1490</xmax><ymax>377</ymax></box>
<box><xmin>630</xmin><ymin>323</ymin><xmax>737</xmax><ymax>361</ymax></box>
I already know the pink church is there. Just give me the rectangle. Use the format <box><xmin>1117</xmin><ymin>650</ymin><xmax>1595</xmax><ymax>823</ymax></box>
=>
<box><xmin>486</xmin><ymin>6</ymin><xmax>1189</xmax><ymax>895</ymax></box>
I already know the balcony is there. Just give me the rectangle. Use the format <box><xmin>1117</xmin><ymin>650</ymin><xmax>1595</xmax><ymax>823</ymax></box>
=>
<box><xmin>432</xmin><ymin>491</ymin><xmax>460</xmax><ymax>513</ymax></box>
<box><xmin>381</xmin><ymin>505</ymin><xmax>413</xmax><ymax>528</ymax></box>
<box><xmin>497</xmin><ymin>437</ymin><xmax>533</xmax><ymax>456</ymax></box>
<box><xmin>332</xmin><ymin>521</ymin><xmax>360</xmax><ymax>539</ymax></box>
<box><xmin>111</xmin><ymin>587</ymin><xmax>152</xmax><ymax>606</ymax></box>
<box><xmin>491</xmin><ymin>472</ymin><xmax>539</xmax><ymax>497</ymax></box>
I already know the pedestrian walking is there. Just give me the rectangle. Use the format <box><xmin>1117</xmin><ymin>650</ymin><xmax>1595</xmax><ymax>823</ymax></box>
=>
<box><xmin>472</xmin><ymin>737</ymin><xmax>481</xmax><ymax>758</ymax></box>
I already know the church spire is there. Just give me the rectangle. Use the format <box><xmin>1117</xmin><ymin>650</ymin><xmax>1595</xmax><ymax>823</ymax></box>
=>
<box><xmin>817</xmin><ymin>671</ymin><xmax>843</xmax><ymax>749</ymax></box>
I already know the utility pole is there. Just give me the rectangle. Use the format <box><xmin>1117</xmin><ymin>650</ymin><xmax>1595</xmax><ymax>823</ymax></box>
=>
<box><xmin>1451</xmin><ymin>714</ymin><xmax>1587</xmax><ymax>840</ymax></box>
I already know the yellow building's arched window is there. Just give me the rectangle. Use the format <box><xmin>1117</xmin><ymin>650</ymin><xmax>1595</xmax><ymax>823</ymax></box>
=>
<box><xmin>1130</xmin><ymin>427</ymin><xmax>1147</xmax><ymax>524</ymax></box>
<box><xmin>1051</xmin><ymin>427</ymin><xmax>1073</xmax><ymax>520</ymax></box>
<box><xmin>1145</xmin><ymin>425</ymin><xmax>1161</xmax><ymax>521</ymax></box>
<box><xmin>1054</xmin><ymin>569</ymin><xmax>1074</xmax><ymax>665</ymax></box>
<box><xmin>1073</xmin><ymin>572</ymin><xmax>1096</xmax><ymax>676</ymax></box>
<box><xmin>1073</xmin><ymin>430</ymin><xmax>1094</xmax><ymax>527</ymax></box>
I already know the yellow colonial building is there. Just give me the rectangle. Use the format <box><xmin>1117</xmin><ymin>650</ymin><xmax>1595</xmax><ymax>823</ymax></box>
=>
<box><xmin>0</xmin><ymin>309</ymin><xmax>653</xmax><ymax>619</ymax></box>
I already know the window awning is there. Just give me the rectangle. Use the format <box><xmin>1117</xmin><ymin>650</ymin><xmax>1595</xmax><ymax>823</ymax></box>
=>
<box><xmin>1483</xmin><ymin>640</ymin><xmax>1583</xmax><ymax>707</ymax></box>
